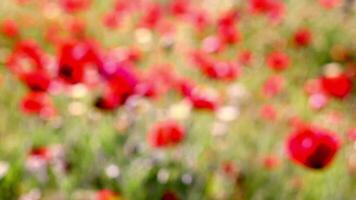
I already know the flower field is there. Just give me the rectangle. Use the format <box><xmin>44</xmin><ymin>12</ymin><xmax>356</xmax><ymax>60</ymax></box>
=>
<box><xmin>0</xmin><ymin>0</ymin><xmax>355</xmax><ymax>199</ymax></box>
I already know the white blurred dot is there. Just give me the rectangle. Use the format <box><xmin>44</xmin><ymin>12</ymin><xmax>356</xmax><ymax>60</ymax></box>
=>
<box><xmin>105</xmin><ymin>164</ymin><xmax>120</xmax><ymax>178</ymax></box>
<box><xmin>157</xmin><ymin>169</ymin><xmax>170</xmax><ymax>183</ymax></box>
<box><xmin>216</xmin><ymin>106</ymin><xmax>239</xmax><ymax>122</ymax></box>
<box><xmin>68</xmin><ymin>101</ymin><xmax>86</xmax><ymax>116</ymax></box>
<box><xmin>0</xmin><ymin>161</ymin><xmax>9</xmax><ymax>179</ymax></box>
<box><xmin>70</xmin><ymin>84</ymin><xmax>88</xmax><ymax>99</ymax></box>
<box><xmin>181</xmin><ymin>173</ymin><xmax>193</xmax><ymax>185</ymax></box>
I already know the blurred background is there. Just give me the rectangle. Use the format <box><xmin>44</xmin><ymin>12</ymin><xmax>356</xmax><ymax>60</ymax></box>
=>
<box><xmin>0</xmin><ymin>0</ymin><xmax>355</xmax><ymax>199</ymax></box>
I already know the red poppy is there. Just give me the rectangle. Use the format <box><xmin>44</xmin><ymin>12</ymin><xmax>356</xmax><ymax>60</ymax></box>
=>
<box><xmin>188</xmin><ymin>9</ymin><xmax>210</xmax><ymax>32</ymax></box>
<box><xmin>249</xmin><ymin>0</ymin><xmax>285</xmax><ymax>23</ymax></box>
<box><xmin>103</xmin><ymin>12</ymin><xmax>121</xmax><ymax>29</ymax></box>
<box><xmin>238</xmin><ymin>50</ymin><xmax>253</xmax><ymax>66</ymax></box>
<box><xmin>176</xmin><ymin>79</ymin><xmax>219</xmax><ymax>111</ymax></box>
<box><xmin>29</xmin><ymin>146</ymin><xmax>51</xmax><ymax>161</ymax></box>
<box><xmin>96</xmin><ymin>189</ymin><xmax>118</xmax><ymax>200</ymax></box>
<box><xmin>260</xmin><ymin>104</ymin><xmax>277</xmax><ymax>121</ymax></box>
<box><xmin>293</xmin><ymin>28</ymin><xmax>312</xmax><ymax>47</ymax></box>
<box><xmin>319</xmin><ymin>0</ymin><xmax>342</xmax><ymax>9</ymax></box>
<box><xmin>7</xmin><ymin>40</ymin><xmax>46</xmax><ymax>74</ymax></box>
<box><xmin>161</xmin><ymin>190</ymin><xmax>180</xmax><ymax>200</ymax></box>
<box><xmin>140</xmin><ymin>3</ymin><xmax>162</xmax><ymax>29</ymax></box>
<box><xmin>266</xmin><ymin>51</ymin><xmax>290</xmax><ymax>71</ymax></box>
<box><xmin>20</xmin><ymin>92</ymin><xmax>56</xmax><ymax>118</ymax></box>
<box><xmin>192</xmin><ymin>51</ymin><xmax>240</xmax><ymax>81</ymax></box>
<box><xmin>148</xmin><ymin>120</ymin><xmax>185</xmax><ymax>148</ymax></box>
<box><xmin>169</xmin><ymin>0</ymin><xmax>191</xmax><ymax>17</ymax></box>
<box><xmin>286</xmin><ymin>126</ymin><xmax>341</xmax><ymax>169</ymax></box>
<box><xmin>1</xmin><ymin>19</ymin><xmax>19</xmax><ymax>38</ymax></box>
<box><xmin>263</xmin><ymin>154</ymin><xmax>280</xmax><ymax>170</ymax></box>
<box><xmin>20</xmin><ymin>70</ymin><xmax>51</xmax><ymax>92</ymax></box>
<box><xmin>262</xmin><ymin>75</ymin><xmax>285</xmax><ymax>98</ymax></box>
<box><xmin>59</xmin><ymin>0</ymin><xmax>91</xmax><ymax>13</ymax></box>
<box><xmin>321</xmin><ymin>73</ymin><xmax>353</xmax><ymax>99</ymax></box>
<box><xmin>57</xmin><ymin>40</ymin><xmax>102</xmax><ymax>84</ymax></box>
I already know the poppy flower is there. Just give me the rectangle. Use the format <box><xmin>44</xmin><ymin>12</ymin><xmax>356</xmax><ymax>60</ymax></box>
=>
<box><xmin>20</xmin><ymin>70</ymin><xmax>51</xmax><ymax>92</ymax></box>
<box><xmin>201</xmin><ymin>36</ymin><xmax>225</xmax><ymax>54</ymax></box>
<box><xmin>238</xmin><ymin>50</ymin><xmax>253</xmax><ymax>66</ymax></box>
<box><xmin>169</xmin><ymin>0</ymin><xmax>191</xmax><ymax>17</ymax></box>
<box><xmin>188</xmin><ymin>9</ymin><xmax>210</xmax><ymax>32</ymax></box>
<box><xmin>249</xmin><ymin>0</ymin><xmax>285</xmax><ymax>23</ymax></box>
<box><xmin>222</xmin><ymin>161</ymin><xmax>239</xmax><ymax>177</ymax></box>
<box><xmin>59</xmin><ymin>0</ymin><xmax>91</xmax><ymax>13</ymax></box>
<box><xmin>286</xmin><ymin>126</ymin><xmax>341</xmax><ymax>169</ymax></box>
<box><xmin>176</xmin><ymin>79</ymin><xmax>219</xmax><ymax>111</ymax></box>
<box><xmin>347</xmin><ymin>128</ymin><xmax>356</xmax><ymax>141</ymax></box>
<box><xmin>1</xmin><ymin>19</ymin><xmax>19</xmax><ymax>38</ymax></box>
<box><xmin>266</xmin><ymin>51</ymin><xmax>290</xmax><ymax>71</ymax></box>
<box><xmin>188</xmin><ymin>88</ymin><xmax>220</xmax><ymax>111</ymax></box>
<box><xmin>7</xmin><ymin>40</ymin><xmax>46</xmax><ymax>74</ymax></box>
<box><xmin>319</xmin><ymin>0</ymin><xmax>342</xmax><ymax>9</ymax></box>
<box><xmin>260</xmin><ymin>104</ymin><xmax>277</xmax><ymax>121</ymax></box>
<box><xmin>140</xmin><ymin>3</ymin><xmax>162</xmax><ymax>29</ymax></box>
<box><xmin>96</xmin><ymin>189</ymin><xmax>118</xmax><ymax>200</ymax></box>
<box><xmin>57</xmin><ymin>40</ymin><xmax>102</xmax><ymax>84</ymax></box>
<box><xmin>293</xmin><ymin>28</ymin><xmax>312</xmax><ymax>47</ymax></box>
<box><xmin>321</xmin><ymin>73</ymin><xmax>353</xmax><ymax>99</ymax></box>
<box><xmin>20</xmin><ymin>92</ymin><xmax>56</xmax><ymax>118</ymax></box>
<box><xmin>161</xmin><ymin>190</ymin><xmax>180</xmax><ymax>200</ymax></box>
<box><xmin>191</xmin><ymin>51</ymin><xmax>240</xmax><ymax>81</ymax></box>
<box><xmin>148</xmin><ymin>120</ymin><xmax>185</xmax><ymax>148</ymax></box>
<box><xmin>263</xmin><ymin>154</ymin><xmax>280</xmax><ymax>170</ymax></box>
<box><xmin>29</xmin><ymin>146</ymin><xmax>51</xmax><ymax>161</ymax></box>
<box><xmin>103</xmin><ymin>12</ymin><xmax>121</xmax><ymax>29</ymax></box>
<box><xmin>262</xmin><ymin>75</ymin><xmax>285</xmax><ymax>98</ymax></box>
<box><xmin>94</xmin><ymin>90</ymin><xmax>122</xmax><ymax>111</ymax></box>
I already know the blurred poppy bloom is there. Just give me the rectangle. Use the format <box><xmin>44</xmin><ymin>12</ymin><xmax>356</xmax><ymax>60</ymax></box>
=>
<box><xmin>1</xmin><ymin>19</ymin><xmax>19</xmax><ymax>38</ymax></box>
<box><xmin>29</xmin><ymin>146</ymin><xmax>51</xmax><ymax>161</ymax></box>
<box><xmin>169</xmin><ymin>0</ymin><xmax>191</xmax><ymax>17</ymax></box>
<box><xmin>57</xmin><ymin>40</ymin><xmax>102</xmax><ymax>84</ymax></box>
<box><xmin>321</xmin><ymin>73</ymin><xmax>352</xmax><ymax>99</ymax></box>
<box><xmin>319</xmin><ymin>0</ymin><xmax>342</xmax><ymax>9</ymax></box>
<box><xmin>21</xmin><ymin>92</ymin><xmax>56</xmax><ymax>118</ymax></box>
<box><xmin>262</xmin><ymin>75</ymin><xmax>285</xmax><ymax>98</ymax></box>
<box><xmin>293</xmin><ymin>28</ymin><xmax>312</xmax><ymax>47</ymax></box>
<box><xmin>148</xmin><ymin>120</ymin><xmax>185</xmax><ymax>148</ymax></box>
<box><xmin>191</xmin><ymin>51</ymin><xmax>240</xmax><ymax>81</ymax></box>
<box><xmin>188</xmin><ymin>9</ymin><xmax>210</xmax><ymax>32</ymax></box>
<box><xmin>96</xmin><ymin>189</ymin><xmax>118</xmax><ymax>200</ymax></box>
<box><xmin>260</xmin><ymin>104</ymin><xmax>277</xmax><ymax>121</ymax></box>
<box><xmin>103</xmin><ymin>12</ymin><xmax>121</xmax><ymax>29</ymax></box>
<box><xmin>59</xmin><ymin>0</ymin><xmax>91</xmax><ymax>13</ymax></box>
<box><xmin>263</xmin><ymin>154</ymin><xmax>280</xmax><ymax>170</ymax></box>
<box><xmin>176</xmin><ymin>79</ymin><xmax>220</xmax><ymax>111</ymax></box>
<box><xmin>249</xmin><ymin>0</ymin><xmax>285</xmax><ymax>23</ymax></box>
<box><xmin>347</xmin><ymin>128</ymin><xmax>356</xmax><ymax>141</ymax></box>
<box><xmin>7</xmin><ymin>40</ymin><xmax>46</xmax><ymax>75</ymax></box>
<box><xmin>266</xmin><ymin>51</ymin><xmax>290</xmax><ymax>71</ymax></box>
<box><xmin>238</xmin><ymin>50</ymin><xmax>253</xmax><ymax>66</ymax></box>
<box><xmin>161</xmin><ymin>190</ymin><xmax>180</xmax><ymax>200</ymax></box>
<box><xmin>20</xmin><ymin>70</ymin><xmax>51</xmax><ymax>92</ymax></box>
<box><xmin>94</xmin><ymin>89</ymin><xmax>122</xmax><ymax>111</ymax></box>
<box><xmin>286</xmin><ymin>126</ymin><xmax>341</xmax><ymax>169</ymax></box>
<box><xmin>140</xmin><ymin>3</ymin><xmax>162</xmax><ymax>29</ymax></box>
